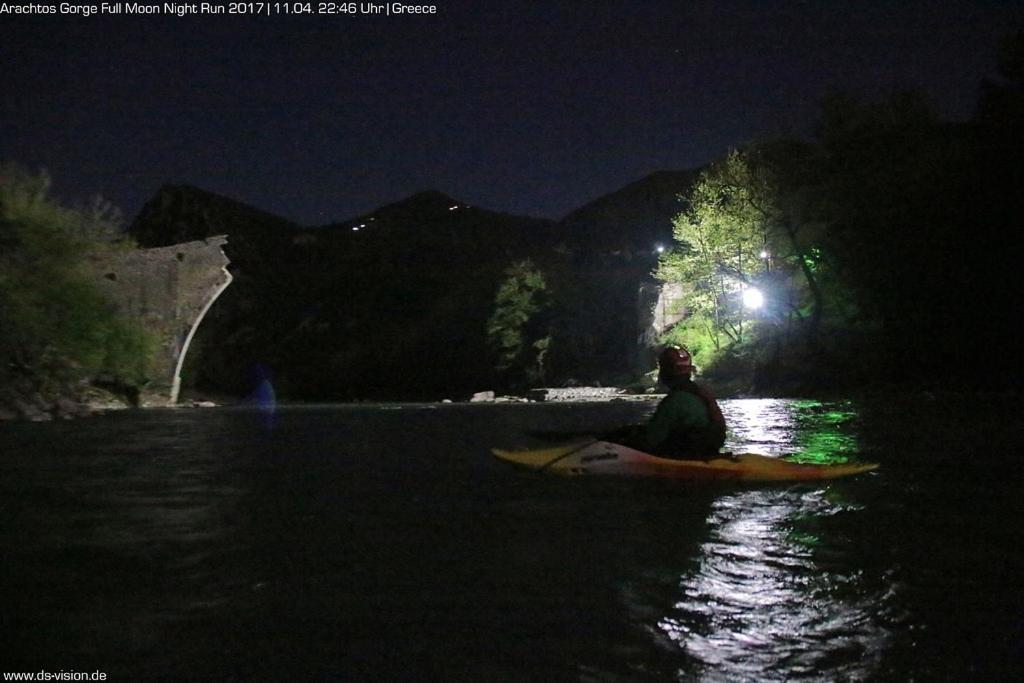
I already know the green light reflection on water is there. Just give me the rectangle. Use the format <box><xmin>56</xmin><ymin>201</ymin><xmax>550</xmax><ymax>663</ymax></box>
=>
<box><xmin>786</xmin><ymin>529</ymin><xmax>823</xmax><ymax>548</ymax></box>
<box><xmin>723</xmin><ymin>398</ymin><xmax>863</xmax><ymax>465</ymax></box>
<box><xmin>783</xmin><ymin>400</ymin><xmax>859</xmax><ymax>465</ymax></box>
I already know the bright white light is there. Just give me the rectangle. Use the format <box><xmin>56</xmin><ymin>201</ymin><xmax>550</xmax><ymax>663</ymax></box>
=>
<box><xmin>760</xmin><ymin>250</ymin><xmax>769</xmax><ymax>259</ymax></box>
<box><xmin>449</xmin><ymin>205</ymin><xmax>459</xmax><ymax>211</ymax></box>
<box><xmin>743</xmin><ymin>287</ymin><xmax>764</xmax><ymax>309</ymax></box>
<box><xmin>352</xmin><ymin>226</ymin><xmax>360</xmax><ymax>232</ymax></box>
<box><xmin>656</xmin><ymin>244</ymin><xmax>665</xmax><ymax>254</ymax></box>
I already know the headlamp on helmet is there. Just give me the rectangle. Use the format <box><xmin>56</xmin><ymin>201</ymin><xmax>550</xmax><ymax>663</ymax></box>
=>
<box><xmin>658</xmin><ymin>345</ymin><xmax>694</xmax><ymax>378</ymax></box>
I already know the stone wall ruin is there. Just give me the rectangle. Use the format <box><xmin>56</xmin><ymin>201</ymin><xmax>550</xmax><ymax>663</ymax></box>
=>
<box><xmin>88</xmin><ymin>236</ymin><xmax>232</xmax><ymax>406</ymax></box>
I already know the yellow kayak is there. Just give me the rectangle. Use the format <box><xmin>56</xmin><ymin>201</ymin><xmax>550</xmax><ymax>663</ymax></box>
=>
<box><xmin>492</xmin><ymin>440</ymin><xmax>879</xmax><ymax>482</ymax></box>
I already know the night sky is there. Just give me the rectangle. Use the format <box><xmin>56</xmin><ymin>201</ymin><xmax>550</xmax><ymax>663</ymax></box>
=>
<box><xmin>1</xmin><ymin>0</ymin><xmax>1019</xmax><ymax>225</ymax></box>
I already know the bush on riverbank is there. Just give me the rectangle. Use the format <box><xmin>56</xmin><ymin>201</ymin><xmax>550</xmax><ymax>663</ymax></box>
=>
<box><xmin>0</xmin><ymin>164</ymin><xmax>155</xmax><ymax>419</ymax></box>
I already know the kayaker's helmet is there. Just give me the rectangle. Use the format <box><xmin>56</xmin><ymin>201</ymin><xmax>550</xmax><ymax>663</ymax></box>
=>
<box><xmin>659</xmin><ymin>345</ymin><xmax>694</xmax><ymax>379</ymax></box>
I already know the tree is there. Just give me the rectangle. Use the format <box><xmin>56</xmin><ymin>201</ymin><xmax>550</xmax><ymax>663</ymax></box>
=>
<box><xmin>0</xmin><ymin>163</ymin><xmax>153</xmax><ymax>396</ymax></box>
<box><xmin>809</xmin><ymin>93</ymin><xmax>959</xmax><ymax>370</ymax></box>
<box><xmin>658</xmin><ymin>151</ymin><xmax>762</xmax><ymax>348</ymax></box>
<box><xmin>658</xmin><ymin>147</ymin><xmax>826</xmax><ymax>354</ymax></box>
<box><xmin>486</xmin><ymin>260</ymin><xmax>551</xmax><ymax>389</ymax></box>
<box><xmin>660</xmin><ymin>76</ymin><xmax>1024</xmax><ymax>390</ymax></box>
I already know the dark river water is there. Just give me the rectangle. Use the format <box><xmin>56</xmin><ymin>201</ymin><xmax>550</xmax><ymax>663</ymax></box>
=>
<box><xmin>1</xmin><ymin>397</ymin><xmax>1022</xmax><ymax>681</ymax></box>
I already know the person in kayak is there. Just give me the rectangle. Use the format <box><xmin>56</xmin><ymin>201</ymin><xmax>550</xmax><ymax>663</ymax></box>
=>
<box><xmin>615</xmin><ymin>345</ymin><xmax>727</xmax><ymax>460</ymax></box>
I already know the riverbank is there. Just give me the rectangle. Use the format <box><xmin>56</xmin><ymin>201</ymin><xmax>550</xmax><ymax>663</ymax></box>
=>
<box><xmin>5</xmin><ymin>375</ymin><xmax>1016</xmax><ymax>423</ymax></box>
<box><xmin>0</xmin><ymin>377</ymin><xmax>133</xmax><ymax>422</ymax></box>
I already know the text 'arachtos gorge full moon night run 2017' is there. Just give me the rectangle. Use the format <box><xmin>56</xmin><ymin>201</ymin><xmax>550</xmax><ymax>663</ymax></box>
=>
<box><xmin>0</xmin><ymin>2</ymin><xmax>439</xmax><ymax>16</ymax></box>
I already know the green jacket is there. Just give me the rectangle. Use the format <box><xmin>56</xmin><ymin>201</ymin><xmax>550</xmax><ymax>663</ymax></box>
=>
<box><xmin>640</xmin><ymin>381</ymin><xmax>726</xmax><ymax>459</ymax></box>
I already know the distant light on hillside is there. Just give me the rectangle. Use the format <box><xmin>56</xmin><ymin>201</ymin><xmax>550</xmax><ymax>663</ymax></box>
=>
<box><xmin>655</xmin><ymin>244</ymin><xmax>665</xmax><ymax>253</ymax></box>
<box><xmin>449</xmin><ymin>205</ymin><xmax>459</xmax><ymax>211</ymax></box>
<box><xmin>352</xmin><ymin>226</ymin><xmax>360</xmax><ymax>232</ymax></box>
<box><xmin>743</xmin><ymin>287</ymin><xmax>764</xmax><ymax>309</ymax></box>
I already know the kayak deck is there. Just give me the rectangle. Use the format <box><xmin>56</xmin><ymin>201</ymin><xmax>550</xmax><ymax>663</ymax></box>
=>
<box><xmin>492</xmin><ymin>440</ymin><xmax>879</xmax><ymax>482</ymax></box>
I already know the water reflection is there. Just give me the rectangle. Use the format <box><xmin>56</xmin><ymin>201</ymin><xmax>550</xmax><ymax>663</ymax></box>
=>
<box><xmin>244</xmin><ymin>362</ymin><xmax>277</xmax><ymax>430</ymax></box>
<box><xmin>723</xmin><ymin>399</ymin><xmax>859</xmax><ymax>464</ymax></box>
<box><xmin>646</xmin><ymin>399</ymin><xmax>891</xmax><ymax>681</ymax></box>
<box><xmin>658</xmin><ymin>489</ymin><xmax>892</xmax><ymax>681</ymax></box>
<box><xmin>1</xmin><ymin>399</ymin><xmax>912</xmax><ymax>679</ymax></box>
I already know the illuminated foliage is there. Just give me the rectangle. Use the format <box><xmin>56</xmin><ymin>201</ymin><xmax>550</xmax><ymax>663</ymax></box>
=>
<box><xmin>486</xmin><ymin>259</ymin><xmax>552</xmax><ymax>387</ymax></box>
<box><xmin>657</xmin><ymin>148</ymin><xmax>827</xmax><ymax>354</ymax></box>
<box><xmin>657</xmin><ymin>151</ymin><xmax>763</xmax><ymax>346</ymax></box>
<box><xmin>653</xmin><ymin>86</ymin><xmax>996</xmax><ymax>390</ymax></box>
<box><xmin>0</xmin><ymin>164</ymin><xmax>154</xmax><ymax>393</ymax></box>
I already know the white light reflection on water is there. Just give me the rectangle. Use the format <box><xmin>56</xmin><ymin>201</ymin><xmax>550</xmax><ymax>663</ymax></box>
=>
<box><xmin>721</xmin><ymin>398</ymin><xmax>860</xmax><ymax>463</ymax></box>
<box><xmin>651</xmin><ymin>399</ymin><xmax>891</xmax><ymax>681</ymax></box>
<box><xmin>722</xmin><ymin>399</ymin><xmax>798</xmax><ymax>455</ymax></box>
<box><xmin>658</xmin><ymin>489</ymin><xmax>892</xmax><ymax>682</ymax></box>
